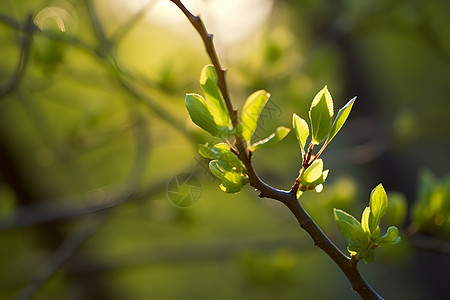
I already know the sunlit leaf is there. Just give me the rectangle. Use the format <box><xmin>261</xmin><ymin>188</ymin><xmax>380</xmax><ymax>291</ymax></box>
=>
<box><xmin>198</xmin><ymin>143</ymin><xmax>215</xmax><ymax>159</ymax></box>
<box><xmin>326</xmin><ymin>97</ymin><xmax>356</xmax><ymax>145</ymax></box>
<box><xmin>302</xmin><ymin>169</ymin><xmax>329</xmax><ymax>191</ymax></box>
<box><xmin>361</xmin><ymin>206</ymin><xmax>371</xmax><ymax>234</ymax></box>
<box><xmin>301</xmin><ymin>159</ymin><xmax>323</xmax><ymax>185</ymax></box>
<box><xmin>199</xmin><ymin>65</ymin><xmax>230</xmax><ymax>127</ymax></box>
<box><xmin>371</xmin><ymin>225</ymin><xmax>381</xmax><ymax>240</ymax></box>
<box><xmin>209</xmin><ymin>160</ymin><xmax>243</xmax><ymax>194</ymax></box>
<box><xmin>199</xmin><ymin>143</ymin><xmax>246</xmax><ymax>172</ymax></box>
<box><xmin>251</xmin><ymin>126</ymin><xmax>290</xmax><ymax>151</ymax></box>
<box><xmin>333</xmin><ymin>209</ymin><xmax>369</xmax><ymax>246</ymax></box>
<box><xmin>309</xmin><ymin>86</ymin><xmax>333</xmax><ymax>145</ymax></box>
<box><xmin>369</xmin><ymin>184</ymin><xmax>388</xmax><ymax>233</ymax></box>
<box><xmin>210</xmin><ymin>143</ymin><xmax>234</xmax><ymax>158</ymax></box>
<box><xmin>185</xmin><ymin>93</ymin><xmax>223</xmax><ymax>136</ymax></box>
<box><xmin>292</xmin><ymin>113</ymin><xmax>309</xmax><ymax>156</ymax></box>
<box><xmin>241</xmin><ymin>90</ymin><xmax>270</xmax><ymax>141</ymax></box>
<box><xmin>377</xmin><ymin>226</ymin><xmax>401</xmax><ymax>246</ymax></box>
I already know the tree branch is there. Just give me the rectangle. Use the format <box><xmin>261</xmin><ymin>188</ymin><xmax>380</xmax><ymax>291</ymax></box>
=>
<box><xmin>169</xmin><ymin>0</ymin><xmax>237</xmax><ymax>127</ymax></box>
<box><xmin>169</xmin><ymin>1</ymin><xmax>383</xmax><ymax>299</ymax></box>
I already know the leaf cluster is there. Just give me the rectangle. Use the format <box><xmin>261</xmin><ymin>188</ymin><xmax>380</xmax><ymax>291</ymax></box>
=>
<box><xmin>186</xmin><ymin>65</ymin><xmax>291</xmax><ymax>193</ymax></box>
<box><xmin>292</xmin><ymin>86</ymin><xmax>355</xmax><ymax>195</ymax></box>
<box><xmin>334</xmin><ymin>184</ymin><xmax>401</xmax><ymax>263</ymax></box>
<box><xmin>199</xmin><ymin>143</ymin><xmax>248</xmax><ymax>193</ymax></box>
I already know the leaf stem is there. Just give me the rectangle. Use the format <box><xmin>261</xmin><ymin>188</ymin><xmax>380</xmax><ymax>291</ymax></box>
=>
<box><xmin>312</xmin><ymin>140</ymin><xmax>329</xmax><ymax>162</ymax></box>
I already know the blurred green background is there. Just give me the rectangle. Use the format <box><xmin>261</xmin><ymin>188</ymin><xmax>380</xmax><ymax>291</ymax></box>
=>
<box><xmin>0</xmin><ymin>0</ymin><xmax>449</xmax><ymax>299</ymax></box>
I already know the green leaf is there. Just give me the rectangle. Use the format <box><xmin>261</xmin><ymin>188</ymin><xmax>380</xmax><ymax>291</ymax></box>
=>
<box><xmin>199</xmin><ymin>65</ymin><xmax>230</xmax><ymax>127</ymax></box>
<box><xmin>198</xmin><ymin>143</ymin><xmax>215</xmax><ymax>159</ymax></box>
<box><xmin>309</xmin><ymin>86</ymin><xmax>333</xmax><ymax>145</ymax></box>
<box><xmin>301</xmin><ymin>169</ymin><xmax>329</xmax><ymax>192</ymax></box>
<box><xmin>292</xmin><ymin>113</ymin><xmax>309</xmax><ymax>156</ymax></box>
<box><xmin>202</xmin><ymin>143</ymin><xmax>248</xmax><ymax>194</ymax></box>
<box><xmin>371</xmin><ymin>225</ymin><xmax>381</xmax><ymax>240</ymax></box>
<box><xmin>369</xmin><ymin>184</ymin><xmax>388</xmax><ymax>233</ymax></box>
<box><xmin>348</xmin><ymin>239</ymin><xmax>376</xmax><ymax>263</ymax></box>
<box><xmin>209</xmin><ymin>160</ymin><xmax>243</xmax><ymax>194</ymax></box>
<box><xmin>377</xmin><ymin>226</ymin><xmax>401</xmax><ymax>246</ymax></box>
<box><xmin>311</xmin><ymin>169</ymin><xmax>329</xmax><ymax>187</ymax></box>
<box><xmin>199</xmin><ymin>143</ymin><xmax>246</xmax><ymax>172</ymax></box>
<box><xmin>347</xmin><ymin>242</ymin><xmax>361</xmax><ymax>257</ymax></box>
<box><xmin>209</xmin><ymin>143</ymin><xmax>234</xmax><ymax>158</ymax></box>
<box><xmin>241</xmin><ymin>90</ymin><xmax>270</xmax><ymax>141</ymax></box>
<box><xmin>326</xmin><ymin>97</ymin><xmax>356</xmax><ymax>145</ymax></box>
<box><xmin>333</xmin><ymin>209</ymin><xmax>369</xmax><ymax>246</ymax></box>
<box><xmin>251</xmin><ymin>126</ymin><xmax>290</xmax><ymax>151</ymax></box>
<box><xmin>301</xmin><ymin>159</ymin><xmax>323</xmax><ymax>185</ymax></box>
<box><xmin>361</xmin><ymin>206</ymin><xmax>371</xmax><ymax>234</ymax></box>
<box><xmin>185</xmin><ymin>94</ymin><xmax>224</xmax><ymax>136</ymax></box>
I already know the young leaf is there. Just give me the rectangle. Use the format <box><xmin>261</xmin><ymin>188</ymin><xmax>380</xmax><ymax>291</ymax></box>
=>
<box><xmin>199</xmin><ymin>65</ymin><xmax>230</xmax><ymax>127</ymax></box>
<box><xmin>251</xmin><ymin>126</ymin><xmax>290</xmax><ymax>151</ymax></box>
<box><xmin>292</xmin><ymin>113</ymin><xmax>309</xmax><ymax>156</ymax></box>
<box><xmin>333</xmin><ymin>209</ymin><xmax>369</xmax><ymax>246</ymax></box>
<box><xmin>369</xmin><ymin>184</ymin><xmax>388</xmax><ymax>233</ymax></box>
<box><xmin>377</xmin><ymin>226</ymin><xmax>401</xmax><ymax>246</ymax></box>
<box><xmin>198</xmin><ymin>143</ymin><xmax>215</xmax><ymax>159</ymax></box>
<box><xmin>185</xmin><ymin>93</ymin><xmax>223</xmax><ymax>136</ymax></box>
<box><xmin>301</xmin><ymin>159</ymin><xmax>323</xmax><ymax>185</ymax></box>
<box><xmin>210</xmin><ymin>143</ymin><xmax>235</xmax><ymax>158</ymax></box>
<box><xmin>241</xmin><ymin>90</ymin><xmax>270</xmax><ymax>141</ymax></box>
<box><xmin>209</xmin><ymin>160</ymin><xmax>243</xmax><ymax>194</ymax></box>
<box><xmin>326</xmin><ymin>97</ymin><xmax>356</xmax><ymax>145</ymax></box>
<box><xmin>361</xmin><ymin>206</ymin><xmax>371</xmax><ymax>234</ymax></box>
<box><xmin>205</xmin><ymin>143</ymin><xmax>246</xmax><ymax>171</ymax></box>
<box><xmin>309</xmin><ymin>86</ymin><xmax>333</xmax><ymax>145</ymax></box>
<box><xmin>307</xmin><ymin>169</ymin><xmax>329</xmax><ymax>191</ymax></box>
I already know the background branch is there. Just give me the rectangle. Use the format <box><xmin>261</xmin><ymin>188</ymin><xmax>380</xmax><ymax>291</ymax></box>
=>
<box><xmin>0</xmin><ymin>14</ymin><xmax>34</xmax><ymax>99</ymax></box>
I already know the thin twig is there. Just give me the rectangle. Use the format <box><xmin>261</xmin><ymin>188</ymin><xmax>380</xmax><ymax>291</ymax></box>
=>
<box><xmin>169</xmin><ymin>1</ymin><xmax>383</xmax><ymax>299</ymax></box>
<box><xmin>85</xmin><ymin>0</ymin><xmax>108</xmax><ymax>46</ymax></box>
<box><xmin>0</xmin><ymin>174</ymin><xmax>170</xmax><ymax>230</ymax></box>
<box><xmin>15</xmin><ymin>217</ymin><xmax>102</xmax><ymax>300</ymax></box>
<box><xmin>0</xmin><ymin>14</ymin><xmax>34</xmax><ymax>99</ymax></box>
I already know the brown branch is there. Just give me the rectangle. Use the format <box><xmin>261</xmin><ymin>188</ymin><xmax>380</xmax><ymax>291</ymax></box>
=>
<box><xmin>169</xmin><ymin>0</ymin><xmax>237</xmax><ymax>127</ymax></box>
<box><xmin>170</xmin><ymin>1</ymin><xmax>383</xmax><ymax>299</ymax></box>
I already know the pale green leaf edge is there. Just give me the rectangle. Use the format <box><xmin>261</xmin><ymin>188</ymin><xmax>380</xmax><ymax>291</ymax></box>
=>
<box><xmin>241</xmin><ymin>90</ymin><xmax>270</xmax><ymax>141</ymax></box>
<box><xmin>292</xmin><ymin>113</ymin><xmax>309</xmax><ymax>156</ymax></box>
<box><xmin>251</xmin><ymin>126</ymin><xmax>290</xmax><ymax>151</ymax></box>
